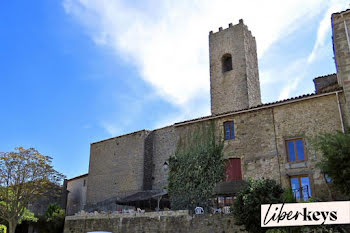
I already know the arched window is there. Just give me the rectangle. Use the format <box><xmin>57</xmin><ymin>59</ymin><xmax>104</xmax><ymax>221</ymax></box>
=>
<box><xmin>222</xmin><ymin>54</ymin><xmax>232</xmax><ymax>72</ymax></box>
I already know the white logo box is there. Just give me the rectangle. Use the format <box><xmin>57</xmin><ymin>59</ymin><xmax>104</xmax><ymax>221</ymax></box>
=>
<box><xmin>261</xmin><ymin>201</ymin><xmax>350</xmax><ymax>227</ymax></box>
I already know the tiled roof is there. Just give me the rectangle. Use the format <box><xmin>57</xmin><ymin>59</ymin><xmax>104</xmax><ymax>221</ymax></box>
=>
<box><xmin>91</xmin><ymin>129</ymin><xmax>150</xmax><ymax>145</ymax></box>
<box><xmin>332</xmin><ymin>8</ymin><xmax>350</xmax><ymax>15</ymax></box>
<box><xmin>67</xmin><ymin>173</ymin><xmax>88</xmax><ymax>181</ymax></box>
<box><xmin>174</xmin><ymin>87</ymin><xmax>343</xmax><ymax>126</ymax></box>
<box><xmin>313</xmin><ymin>73</ymin><xmax>336</xmax><ymax>80</ymax></box>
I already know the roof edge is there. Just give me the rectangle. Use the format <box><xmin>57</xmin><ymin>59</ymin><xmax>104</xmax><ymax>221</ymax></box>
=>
<box><xmin>332</xmin><ymin>8</ymin><xmax>350</xmax><ymax>16</ymax></box>
<box><xmin>91</xmin><ymin>129</ymin><xmax>150</xmax><ymax>145</ymax></box>
<box><xmin>175</xmin><ymin>89</ymin><xmax>343</xmax><ymax>127</ymax></box>
<box><xmin>67</xmin><ymin>173</ymin><xmax>88</xmax><ymax>182</ymax></box>
<box><xmin>313</xmin><ymin>73</ymin><xmax>336</xmax><ymax>80</ymax></box>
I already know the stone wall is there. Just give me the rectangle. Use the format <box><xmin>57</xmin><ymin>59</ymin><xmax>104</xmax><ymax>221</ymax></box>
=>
<box><xmin>173</xmin><ymin>92</ymin><xmax>345</xmax><ymax>200</ymax></box>
<box><xmin>313</xmin><ymin>74</ymin><xmax>338</xmax><ymax>93</ymax></box>
<box><xmin>85</xmin><ymin>90</ymin><xmax>347</xmax><ymax>212</ymax></box>
<box><xmin>86</xmin><ymin>130</ymin><xmax>150</xmax><ymax>205</ymax></box>
<box><xmin>273</xmin><ymin>93</ymin><xmax>343</xmax><ymax>200</ymax></box>
<box><xmin>151</xmin><ymin>126</ymin><xmax>176</xmax><ymax>190</ymax></box>
<box><xmin>244</xmin><ymin>23</ymin><xmax>261</xmax><ymax>108</ymax></box>
<box><xmin>175</xmin><ymin>108</ymin><xmax>280</xmax><ymax>182</ymax></box>
<box><xmin>143</xmin><ymin>132</ymin><xmax>154</xmax><ymax>190</ymax></box>
<box><xmin>64</xmin><ymin>211</ymin><xmax>246</xmax><ymax>233</ymax></box>
<box><xmin>85</xmin><ymin>91</ymin><xmax>346</xmax><ymax>209</ymax></box>
<box><xmin>66</xmin><ymin>174</ymin><xmax>88</xmax><ymax>216</ymax></box>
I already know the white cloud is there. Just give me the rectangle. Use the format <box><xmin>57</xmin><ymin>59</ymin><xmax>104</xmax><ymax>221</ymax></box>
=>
<box><xmin>277</xmin><ymin>0</ymin><xmax>348</xmax><ymax>100</ymax></box>
<box><xmin>308</xmin><ymin>0</ymin><xmax>349</xmax><ymax>63</ymax></box>
<box><xmin>63</xmin><ymin>0</ymin><xmax>348</xmax><ymax>133</ymax></box>
<box><xmin>100</xmin><ymin>122</ymin><xmax>122</xmax><ymax>136</ymax></box>
<box><xmin>276</xmin><ymin>58</ymin><xmax>307</xmax><ymax>100</ymax></box>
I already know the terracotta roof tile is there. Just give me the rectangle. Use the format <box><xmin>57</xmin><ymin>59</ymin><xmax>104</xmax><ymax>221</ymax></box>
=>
<box><xmin>174</xmin><ymin>87</ymin><xmax>343</xmax><ymax>125</ymax></box>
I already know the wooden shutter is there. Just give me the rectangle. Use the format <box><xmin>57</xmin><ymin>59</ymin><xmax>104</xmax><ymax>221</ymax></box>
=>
<box><xmin>226</xmin><ymin>158</ymin><xmax>242</xmax><ymax>181</ymax></box>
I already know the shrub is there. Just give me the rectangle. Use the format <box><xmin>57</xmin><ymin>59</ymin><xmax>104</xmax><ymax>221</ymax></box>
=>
<box><xmin>312</xmin><ymin>129</ymin><xmax>350</xmax><ymax>197</ymax></box>
<box><xmin>33</xmin><ymin>203</ymin><xmax>65</xmax><ymax>233</ymax></box>
<box><xmin>233</xmin><ymin>178</ymin><xmax>284</xmax><ymax>233</ymax></box>
<box><xmin>168</xmin><ymin>121</ymin><xmax>225</xmax><ymax>211</ymax></box>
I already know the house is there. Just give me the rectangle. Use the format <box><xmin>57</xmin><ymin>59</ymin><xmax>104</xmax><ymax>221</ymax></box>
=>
<box><xmin>65</xmin><ymin>8</ymin><xmax>350</xmax><ymax>215</ymax></box>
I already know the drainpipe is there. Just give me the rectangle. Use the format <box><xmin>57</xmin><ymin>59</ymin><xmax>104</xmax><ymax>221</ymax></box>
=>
<box><xmin>336</xmin><ymin>91</ymin><xmax>345</xmax><ymax>133</ymax></box>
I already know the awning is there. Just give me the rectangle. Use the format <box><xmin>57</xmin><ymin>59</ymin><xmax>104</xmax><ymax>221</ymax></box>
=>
<box><xmin>115</xmin><ymin>190</ymin><xmax>168</xmax><ymax>204</ymax></box>
<box><xmin>213</xmin><ymin>180</ymin><xmax>248</xmax><ymax>195</ymax></box>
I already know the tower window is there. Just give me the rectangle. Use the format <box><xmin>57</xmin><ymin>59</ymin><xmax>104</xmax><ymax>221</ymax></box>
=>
<box><xmin>222</xmin><ymin>54</ymin><xmax>233</xmax><ymax>72</ymax></box>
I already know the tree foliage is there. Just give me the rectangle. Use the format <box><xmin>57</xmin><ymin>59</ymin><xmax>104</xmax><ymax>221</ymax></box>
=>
<box><xmin>0</xmin><ymin>147</ymin><xmax>64</xmax><ymax>233</ymax></box>
<box><xmin>33</xmin><ymin>203</ymin><xmax>65</xmax><ymax>233</ymax></box>
<box><xmin>312</xmin><ymin>129</ymin><xmax>350</xmax><ymax>196</ymax></box>
<box><xmin>233</xmin><ymin>178</ymin><xmax>284</xmax><ymax>233</ymax></box>
<box><xmin>168</xmin><ymin>121</ymin><xmax>225</xmax><ymax>211</ymax></box>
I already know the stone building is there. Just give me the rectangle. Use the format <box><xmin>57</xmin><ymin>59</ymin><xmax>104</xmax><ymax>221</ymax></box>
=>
<box><xmin>65</xmin><ymin>174</ymin><xmax>88</xmax><ymax>216</ymax></box>
<box><xmin>66</xmin><ymin>9</ymin><xmax>350</xmax><ymax>215</ymax></box>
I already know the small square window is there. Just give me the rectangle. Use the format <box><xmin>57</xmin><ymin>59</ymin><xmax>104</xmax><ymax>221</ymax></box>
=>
<box><xmin>224</xmin><ymin>121</ymin><xmax>235</xmax><ymax>140</ymax></box>
<box><xmin>286</xmin><ymin>138</ymin><xmax>305</xmax><ymax>162</ymax></box>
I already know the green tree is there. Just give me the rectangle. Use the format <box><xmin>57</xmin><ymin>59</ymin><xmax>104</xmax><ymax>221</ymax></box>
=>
<box><xmin>0</xmin><ymin>193</ymin><xmax>38</xmax><ymax>226</ymax></box>
<box><xmin>313</xmin><ymin>129</ymin><xmax>350</xmax><ymax>196</ymax></box>
<box><xmin>0</xmin><ymin>147</ymin><xmax>64</xmax><ymax>233</ymax></box>
<box><xmin>233</xmin><ymin>178</ymin><xmax>284</xmax><ymax>233</ymax></box>
<box><xmin>168</xmin><ymin>121</ymin><xmax>225</xmax><ymax>211</ymax></box>
<box><xmin>45</xmin><ymin>203</ymin><xmax>65</xmax><ymax>233</ymax></box>
<box><xmin>34</xmin><ymin>203</ymin><xmax>65</xmax><ymax>233</ymax></box>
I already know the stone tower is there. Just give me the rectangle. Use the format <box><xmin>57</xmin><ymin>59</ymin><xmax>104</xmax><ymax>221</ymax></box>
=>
<box><xmin>332</xmin><ymin>10</ymin><xmax>350</xmax><ymax>125</ymax></box>
<box><xmin>209</xmin><ymin>19</ymin><xmax>261</xmax><ymax>115</ymax></box>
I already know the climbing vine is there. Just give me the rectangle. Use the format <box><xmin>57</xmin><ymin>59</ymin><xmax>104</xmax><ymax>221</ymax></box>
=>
<box><xmin>168</xmin><ymin>121</ymin><xmax>225</xmax><ymax>211</ymax></box>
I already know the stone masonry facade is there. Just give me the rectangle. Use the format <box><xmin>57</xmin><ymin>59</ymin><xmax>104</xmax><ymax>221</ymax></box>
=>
<box><xmin>66</xmin><ymin>174</ymin><xmax>88</xmax><ymax>216</ymax></box>
<box><xmin>64</xmin><ymin>211</ymin><xmax>246</xmax><ymax>233</ymax></box>
<box><xmin>66</xmin><ymin>8</ymin><xmax>350</xmax><ymax>215</ymax></box>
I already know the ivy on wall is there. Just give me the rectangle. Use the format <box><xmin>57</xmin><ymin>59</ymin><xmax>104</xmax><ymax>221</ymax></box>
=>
<box><xmin>168</xmin><ymin>121</ymin><xmax>225</xmax><ymax>211</ymax></box>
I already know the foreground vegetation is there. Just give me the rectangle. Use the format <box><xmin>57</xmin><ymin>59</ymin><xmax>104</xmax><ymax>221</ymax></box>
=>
<box><xmin>0</xmin><ymin>147</ymin><xmax>64</xmax><ymax>233</ymax></box>
<box><xmin>312</xmin><ymin>129</ymin><xmax>350</xmax><ymax>197</ymax></box>
<box><xmin>168</xmin><ymin>121</ymin><xmax>226</xmax><ymax>211</ymax></box>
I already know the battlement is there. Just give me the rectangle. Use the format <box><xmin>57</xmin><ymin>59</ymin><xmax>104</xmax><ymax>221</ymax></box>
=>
<box><xmin>209</xmin><ymin>19</ymin><xmax>253</xmax><ymax>38</ymax></box>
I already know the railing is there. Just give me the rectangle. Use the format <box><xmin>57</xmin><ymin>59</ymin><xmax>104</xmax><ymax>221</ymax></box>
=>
<box><xmin>292</xmin><ymin>185</ymin><xmax>310</xmax><ymax>201</ymax></box>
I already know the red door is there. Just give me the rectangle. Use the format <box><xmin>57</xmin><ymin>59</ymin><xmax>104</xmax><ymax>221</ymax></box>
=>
<box><xmin>226</xmin><ymin>158</ymin><xmax>242</xmax><ymax>181</ymax></box>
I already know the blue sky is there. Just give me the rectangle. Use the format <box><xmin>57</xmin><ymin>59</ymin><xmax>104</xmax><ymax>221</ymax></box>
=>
<box><xmin>0</xmin><ymin>0</ymin><xmax>348</xmax><ymax>179</ymax></box>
